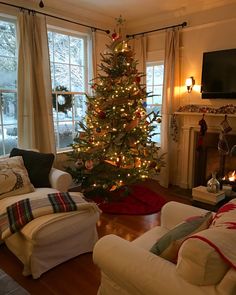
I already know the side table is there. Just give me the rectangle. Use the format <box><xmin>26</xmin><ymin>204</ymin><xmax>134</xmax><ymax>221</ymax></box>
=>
<box><xmin>192</xmin><ymin>197</ymin><xmax>229</xmax><ymax>212</ymax></box>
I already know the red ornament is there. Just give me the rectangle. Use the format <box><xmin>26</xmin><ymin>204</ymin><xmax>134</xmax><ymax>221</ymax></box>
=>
<box><xmin>135</xmin><ymin>76</ymin><xmax>141</xmax><ymax>83</ymax></box>
<box><xmin>149</xmin><ymin>161</ymin><xmax>157</xmax><ymax>168</ymax></box>
<box><xmin>135</xmin><ymin>111</ymin><xmax>141</xmax><ymax>118</ymax></box>
<box><xmin>112</xmin><ymin>32</ymin><xmax>118</xmax><ymax>41</ymax></box>
<box><xmin>98</xmin><ymin>111</ymin><xmax>106</xmax><ymax>119</ymax></box>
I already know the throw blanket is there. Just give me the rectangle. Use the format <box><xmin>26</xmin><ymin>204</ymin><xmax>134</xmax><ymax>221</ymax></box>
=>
<box><xmin>186</xmin><ymin>198</ymin><xmax>236</xmax><ymax>269</ymax></box>
<box><xmin>0</xmin><ymin>192</ymin><xmax>101</xmax><ymax>240</ymax></box>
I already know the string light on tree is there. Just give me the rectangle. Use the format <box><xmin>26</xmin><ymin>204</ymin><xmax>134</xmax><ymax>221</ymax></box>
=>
<box><xmin>66</xmin><ymin>17</ymin><xmax>165</xmax><ymax>199</ymax></box>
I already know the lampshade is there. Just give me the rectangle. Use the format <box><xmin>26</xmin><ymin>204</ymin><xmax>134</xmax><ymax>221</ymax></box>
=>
<box><xmin>185</xmin><ymin>76</ymin><xmax>195</xmax><ymax>93</ymax></box>
<box><xmin>185</xmin><ymin>78</ymin><xmax>193</xmax><ymax>87</ymax></box>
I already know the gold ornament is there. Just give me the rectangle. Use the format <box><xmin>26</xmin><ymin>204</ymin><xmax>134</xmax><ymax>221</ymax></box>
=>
<box><xmin>125</xmin><ymin>118</ymin><xmax>139</xmax><ymax>131</ymax></box>
<box><xmin>85</xmin><ymin>160</ymin><xmax>94</xmax><ymax>170</ymax></box>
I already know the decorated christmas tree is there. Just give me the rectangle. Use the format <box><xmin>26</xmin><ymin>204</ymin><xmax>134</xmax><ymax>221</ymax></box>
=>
<box><xmin>67</xmin><ymin>32</ymin><xmax>165</xmax><ymax>197</ymax></box>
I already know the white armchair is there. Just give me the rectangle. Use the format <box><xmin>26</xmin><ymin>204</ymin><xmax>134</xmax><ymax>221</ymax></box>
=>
<box><xmin>0</xmin><ymin>156</ymin><xmax>100</xmax><ymax>279</ymax></box>
<box><xmin>49</xmin><ymin>167</ymin><xmax>73</xmax><ymax>191</ymax></box>
<box><xmin>93</xmin><ymin>201</ymin><xmax>236</xmax><ymax>295</ymax></box>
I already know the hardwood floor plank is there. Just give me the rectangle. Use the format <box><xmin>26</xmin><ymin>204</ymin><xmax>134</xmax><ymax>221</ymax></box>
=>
<box><xmin>0</xmin><ymin>181</ymin><xmax>192</xmax><ymax>294</ymax></box>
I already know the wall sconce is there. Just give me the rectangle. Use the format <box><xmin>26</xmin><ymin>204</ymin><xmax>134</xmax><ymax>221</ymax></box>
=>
<box><xmin>185</xmin><ymin>76</ymin><xmax>195</xmax><ymax>93</ymax></box>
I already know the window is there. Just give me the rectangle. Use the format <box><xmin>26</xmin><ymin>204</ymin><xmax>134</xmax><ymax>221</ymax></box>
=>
<box><xmin>146</xmin><ymin>62</ymin><xmax>164</xmax><ymax>144</ymax></box>
<box><xmin>0</xmin><ymin>17</ymin><xmax>18</xmax><ymax>156</ymax></box>
<box><xmin>48</xmin><ymin>29</ymin><xmax>88</xmax><ymax>150</ymax></box>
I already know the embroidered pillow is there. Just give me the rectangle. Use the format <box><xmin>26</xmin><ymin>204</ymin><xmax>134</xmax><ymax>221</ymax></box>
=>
<box><xmin>0</xmin><ymin>156</ymin><xmax>34</xmax><ymax>199</ymax></box>
<box><xmin>10</xmin><ymin>148</ymin><xmax>55</xmax><ymax>188</ymax></box>
<box><xmin>150</xmin><ymin>212</ymin><xmax>213</xmax><ymax>263</ymax></box>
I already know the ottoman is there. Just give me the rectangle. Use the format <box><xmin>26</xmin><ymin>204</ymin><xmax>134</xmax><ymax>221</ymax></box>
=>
<box><xmin>4</xmin><ymin>191</ymin><xmax>100</xmax><ymax>279</ymax></box>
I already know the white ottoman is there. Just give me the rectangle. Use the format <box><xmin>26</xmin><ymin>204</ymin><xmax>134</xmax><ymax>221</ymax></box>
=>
<box><xmin>4</xmin><ymin>192</ymin><xmax>100</xmax><ymax>279</ymax></box>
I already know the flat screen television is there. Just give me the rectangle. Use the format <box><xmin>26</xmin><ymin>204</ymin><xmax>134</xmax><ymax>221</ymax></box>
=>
<box><xmin>201</xmin><ymin>48</ymin><xmax>236</xmax><ymax>98</ymax></box>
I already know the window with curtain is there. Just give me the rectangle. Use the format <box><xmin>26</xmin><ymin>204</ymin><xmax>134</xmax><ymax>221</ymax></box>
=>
<box><xmin>48</xmin><ymin>28</ymin><xmax>88</xmax><ymax>151</ymax></box>
<box><xmin>0</xmin><ymin>17</ymin><xmax>18</xmax><ymax>156</ymax></box>
<box><xmin>146</xmin><ymin>62</ymin><xmax>164</xmax><ymax>144</ymax></box>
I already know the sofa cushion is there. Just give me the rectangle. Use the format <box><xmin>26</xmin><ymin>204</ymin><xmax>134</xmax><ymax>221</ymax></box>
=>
<box><xmin>176</xmin><ymin>199</ymin><xmax>236</xmax><ymax>286</ymax></box>
<box><xmin>10</xmin><ymin>148</ymin><xmax>54</xmax><ymax>188</ymax></box>
<box><xmin>0</xmin><ymin>156</ymin><xmax>34</xmax><ymax>199</ymax></box>
<box><xmin>176</xmin><ymin>234</ymin><xmax>230</xmax><ymax>285</ymax></box>
<box><xmin>150</xmin><ymin>212</ymin><xmax>212</xmax><ymax>263</ymax></box>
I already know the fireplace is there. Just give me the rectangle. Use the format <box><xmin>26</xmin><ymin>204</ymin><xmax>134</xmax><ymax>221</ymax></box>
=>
<box><xmin>194</xmin><ymin>132</ymin><xmax>236</xmax><ymax>190</ymax></box>
<box><xmin>174</xmin><ymin>110</ymin><xmax>236</xmax><ymax>190</ymax></box>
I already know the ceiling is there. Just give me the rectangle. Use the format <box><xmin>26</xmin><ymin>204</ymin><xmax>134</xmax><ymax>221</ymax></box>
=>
<box><xmin>4</xmin><ymin>0</ymin><xmax>236</xmax><ymax>32</ymax></box>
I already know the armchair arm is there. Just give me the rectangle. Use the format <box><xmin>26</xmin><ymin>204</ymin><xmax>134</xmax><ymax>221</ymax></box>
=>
<box><xmin>160</xmin><ymin>201</ymin><xmax>209</xmax><ymax>230</ymax></box>
<box><xmin>49</xmin><ymin>168</ymin><xmax>72</xmax><ymax>191</ymax></box>
<box><xmin>93</xmin><ymin>234</ymin><xmax>211</xmax><ymax>295</ymax></box>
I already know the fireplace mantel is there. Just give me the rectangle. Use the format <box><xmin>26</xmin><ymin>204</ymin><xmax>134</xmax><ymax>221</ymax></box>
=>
<box><xmin>174</xmin><ymin>111</ymin><xmax>236</xmax><ymax>189</ymax></box>
<box><xmin>175</xmin><ymin>112</ymin><xmax>236</xmax><ymax>118</ymax></box>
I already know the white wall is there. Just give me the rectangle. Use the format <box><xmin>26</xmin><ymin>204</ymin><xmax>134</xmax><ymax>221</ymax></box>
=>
<box><xmin>180</xmin><ymin>19</ymin><xmax>236</xmax><ymax>107</ymax></box>
<box><xmin>137</xmin><ymin>3</ymin><xmax>236</xmax><ymax>111</ymax></box>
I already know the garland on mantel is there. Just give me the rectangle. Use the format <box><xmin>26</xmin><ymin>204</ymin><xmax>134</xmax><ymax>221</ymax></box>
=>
<box><xmin>171</xmin><ymin>104</ymin><xmax>236</xmax><ymax>142</ymax></box>
<box><xmin>176</xmin><ymin>104</ymin><xmax>236</xmax><ymax>114</ymax></box>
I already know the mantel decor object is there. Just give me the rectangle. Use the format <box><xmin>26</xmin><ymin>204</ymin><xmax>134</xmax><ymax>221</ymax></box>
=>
<box><xmin>207</xmin><ymin>172</ymin><xmax>220</xmax><ymax>193</ymax></box>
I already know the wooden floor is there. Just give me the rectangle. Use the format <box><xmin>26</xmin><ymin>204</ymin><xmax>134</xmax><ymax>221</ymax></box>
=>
<box><xmin>0</xmin><ymin>180</ymin><xmax>192</xmax><ymax>295</ymax></box>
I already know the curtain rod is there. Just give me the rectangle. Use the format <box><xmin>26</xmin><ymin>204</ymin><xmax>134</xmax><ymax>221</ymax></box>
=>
<box><xmin>126</xmin><ymin>21</ymin><xmax>187</xmax><ymax>38</ymax></box>
<box><xmin>0</xmin><ymin>1</ymin><xmax>110</xmax><ymax>34</ymax></box>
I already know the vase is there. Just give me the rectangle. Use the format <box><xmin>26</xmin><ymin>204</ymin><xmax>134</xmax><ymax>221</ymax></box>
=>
<box><xmin>207</xmin><ymin>172</ymin><xmax>220</xmax><ymax>193</ymax></box>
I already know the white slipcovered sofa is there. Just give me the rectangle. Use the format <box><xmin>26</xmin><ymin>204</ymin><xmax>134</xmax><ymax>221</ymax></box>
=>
<box><xmin>93</xmin><ymin>200</ymin><xmax>236</xmax><ymax>295</ymax></box>
<box><xmin>0</xmin><ymin>153</ymin><xmax>100</xmax><ymax>279</ymax></box>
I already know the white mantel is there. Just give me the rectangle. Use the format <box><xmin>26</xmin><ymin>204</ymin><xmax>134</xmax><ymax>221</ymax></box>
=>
<box><xmin>174</xmin><ymin>112</ymin><xmax>236</xmax><ymax>189</ymax></box>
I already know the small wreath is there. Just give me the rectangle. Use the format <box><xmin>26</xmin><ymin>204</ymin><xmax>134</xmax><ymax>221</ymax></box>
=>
<box><xmin>52</xmin><ymin>85</ymin><xmax>72</xmax><ymax>113</ymax></box>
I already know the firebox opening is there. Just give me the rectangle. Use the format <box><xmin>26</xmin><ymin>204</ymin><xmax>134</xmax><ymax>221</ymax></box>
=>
<box><xmin>193</xmin><ymin>131</ymin><xmax>236</xmax><ymax>191</ymax></box>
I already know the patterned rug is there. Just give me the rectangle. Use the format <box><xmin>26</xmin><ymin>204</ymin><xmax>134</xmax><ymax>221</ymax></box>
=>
<box><xmin>0</xmin><ymin>269</ymin><xmax>29</xmax><ymax>295</ymax></box>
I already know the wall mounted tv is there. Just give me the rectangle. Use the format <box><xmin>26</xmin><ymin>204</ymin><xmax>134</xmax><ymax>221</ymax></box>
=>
<box><xmin>201</xmin><ymin>48</ymin><xmax>236</xmax><ymax>98</ymax></box>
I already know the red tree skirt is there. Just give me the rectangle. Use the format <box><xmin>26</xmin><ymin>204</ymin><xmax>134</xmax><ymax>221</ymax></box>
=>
<box><xmin>92</xmin><ymin>184</ymin><xmax>167</xmax><ymax>215</ymax></box>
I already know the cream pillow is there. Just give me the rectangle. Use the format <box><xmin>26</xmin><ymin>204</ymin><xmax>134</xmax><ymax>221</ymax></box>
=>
<box><xmin>0</xmin><ymin>156</ymin><xmax>34</xmax><ymax>199</ymax></box>
<box><xmin>176</xmin><ymin>231</ymin><xmax>230</xmax><ymax>285</ymax></box>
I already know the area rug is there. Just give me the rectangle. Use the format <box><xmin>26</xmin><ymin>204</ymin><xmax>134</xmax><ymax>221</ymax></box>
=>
<box><xmin>0</xmin><ymin>269</ymin><xmax>29</xmax><ymax>295</ymax></box>
<box><xmin>91</xmin><ymin>184</ymin><xmax>167</xmax><ymax>215</ymax></box>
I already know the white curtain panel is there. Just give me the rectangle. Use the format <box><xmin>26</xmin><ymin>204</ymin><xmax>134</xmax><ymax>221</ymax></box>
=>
<box><xmin>160</xmin><ymin>29</ymin><xmax>180</xmax><ymax>187</ymax></box>
<box><xmin>91</xmin><ymin>29</ymin><xmax>98</xmax><ymax>79</ymax></box>
<box><xmin>130</xmin><ymin>36</ymin><xmax>147</xmax><ymax>83</ymax></box>
<box><xmin>17</xmin><ymin>11</ymin><xmax>55</xmax><ymax>154</ymax></box>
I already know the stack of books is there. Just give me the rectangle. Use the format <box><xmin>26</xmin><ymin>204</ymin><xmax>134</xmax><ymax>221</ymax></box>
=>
<box><xmin>192</xmin><ymin>186</ymin><xmax>225</xmax><ymax>205</ymax></box>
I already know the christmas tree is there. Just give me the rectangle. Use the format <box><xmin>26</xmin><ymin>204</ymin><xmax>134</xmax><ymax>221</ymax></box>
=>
<box><xmin>67</xmin><ymin>33</ymin><xmax>165</xmax><ymax>197</ymax></box>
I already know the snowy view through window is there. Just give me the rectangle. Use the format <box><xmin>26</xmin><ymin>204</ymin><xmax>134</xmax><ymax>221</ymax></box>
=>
<box><xmin>0</xmin><ymin>19</ymin><xmax>163</xmax><ymax>155</ymax></box>
<box><xmin>48</xmin><ymin>30</ymin><xmax>87</xmax><ymax>150</ymax></box>
<box><xmin>0</xmin><ymin>19</ymin><xmax>17</xmax><ymax>155</ymax></box>
<box><xmin>146</xmin><ymin>63</ymin><xmax>164</xmax><ymax>144</ymax></box>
